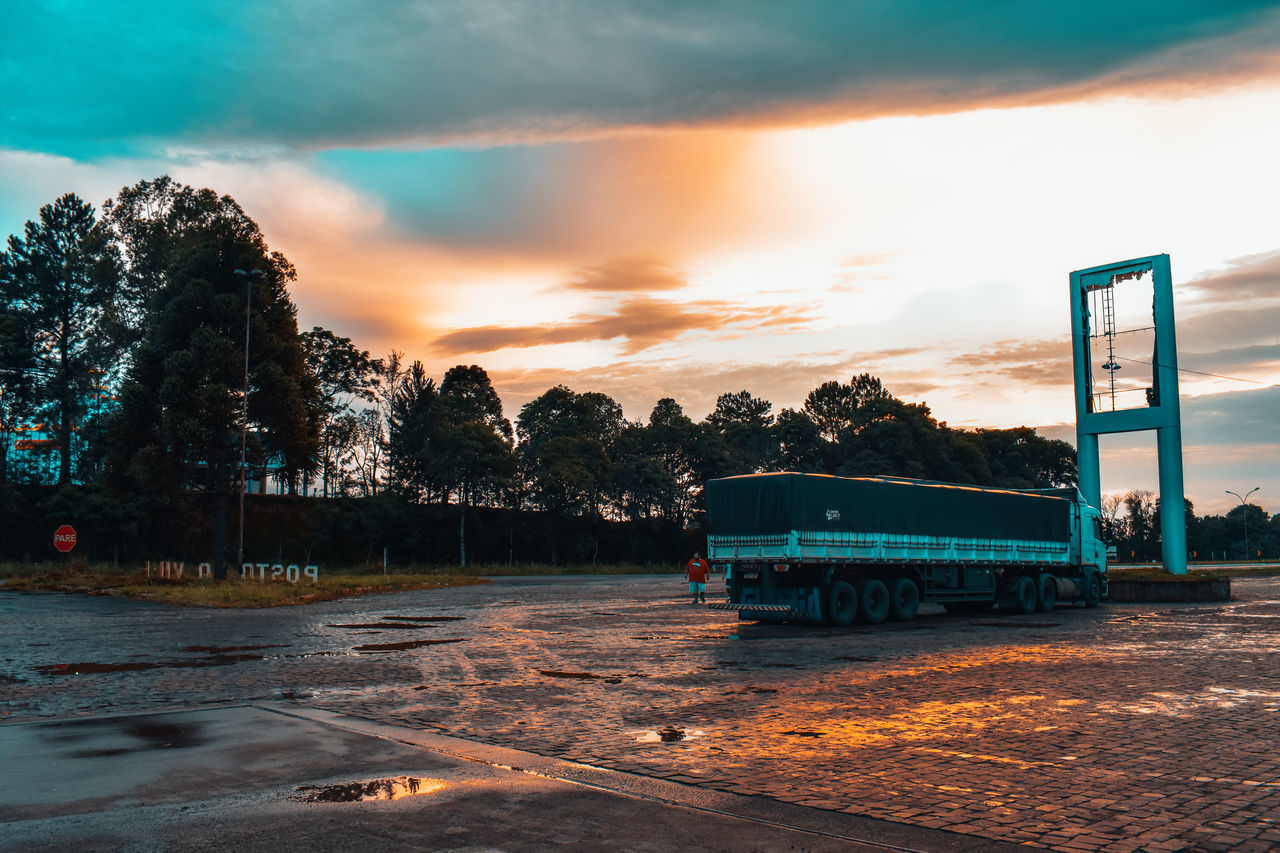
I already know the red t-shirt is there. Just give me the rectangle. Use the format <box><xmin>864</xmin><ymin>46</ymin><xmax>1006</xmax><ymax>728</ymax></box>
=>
<box><xmin>685</xmin><ymin>558</ymin><xmax>709</xmax><ymax>583</ymax></box>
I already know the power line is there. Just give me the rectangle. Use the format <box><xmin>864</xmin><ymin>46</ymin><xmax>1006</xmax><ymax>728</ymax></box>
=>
<box><xmin>1113</xmin><ymin>355</ymin><xmax>1278</xmax><ymax>387</ymax></box>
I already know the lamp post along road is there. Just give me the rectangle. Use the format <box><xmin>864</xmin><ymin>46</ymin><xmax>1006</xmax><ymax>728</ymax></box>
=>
<box><xmin>233</xmin><ymin>269</ymin><xmax>263</xmax><ymax>574</ymax></box>
<box><xmin>1226</xmin><ymin>486</ymin><xmax>1261</xmax><ymax>561</ymax></box>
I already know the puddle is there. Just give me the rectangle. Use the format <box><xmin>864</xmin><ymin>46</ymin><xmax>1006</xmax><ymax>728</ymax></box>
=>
<box><xmin>630</xmin><ymin>728</ymin><xmax>705</xmax><ymax>743</ymax></box>
<box><xmin>294</xmin><ymin>776</ymin><xmax>446</xmax><ymax>803</ymax></box>
<box><xmin>971</xmin><ymin>621</ymin><xmax>1061</xmax><ymax>629</ymax></box>
<box><xmin>41</xmin><ymin>715</ymin><xmax>207</xmax><ymax>755</ymax></box>
<box><xmin>353</xmin><ymin>638</ymin><xmax>465</xmax><ymax>652</ymax></box>
<box><xmin>382</xmin><ymin>615</ymin><xmax>465</xmax><ymax>622</ymax></box>
<box><xmin>538</xmin><ymin>670</ymin><xmax>604</xmax><ymax>680</ymax></box>
<box><xmin>328</xmin><ymin>623</ymin><xmax>434</xmax><ymax>630</ymax></box>
<box><xmin>36</xmin><ymin>653</ymin><xmax>267</xmax><ymax>676</ymax></box>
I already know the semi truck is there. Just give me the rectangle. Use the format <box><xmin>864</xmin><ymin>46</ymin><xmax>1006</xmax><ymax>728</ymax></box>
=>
<box><xmin>705</xmin><ymin>472</ymin><xmax>1107</xmax><ymax>625</ymax></box>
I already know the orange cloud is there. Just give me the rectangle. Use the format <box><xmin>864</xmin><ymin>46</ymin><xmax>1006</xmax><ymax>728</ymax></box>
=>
<box><xmin>1182</xmin><ymin>249</ymin><xmax>1280</xmax><ymax>302</ymax></box>
<box><xmin>563</xmin><ymin>255</ymin><xmax>688</xmax><ymax>293</ymax></box>
<box><xmin>950</xmin><ymin>338</ymin><xmax>1074</xmax><ymax>387</ymax></box>
<box><xmin>431</xmin><ymin>295</ymin><xmax>816</xmax><ymax>357</ymax></box>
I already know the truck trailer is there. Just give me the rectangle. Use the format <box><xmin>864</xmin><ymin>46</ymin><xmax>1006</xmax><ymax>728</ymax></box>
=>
<box><xmin>705</xmin><ymin>472</ymin><xmax>1108</xmax><ymax>625</ymax></box>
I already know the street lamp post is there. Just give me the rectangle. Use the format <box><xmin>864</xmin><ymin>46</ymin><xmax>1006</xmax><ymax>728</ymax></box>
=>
<box><xmin>1225</xmin><ymin>486</ymin><xmax>1261</xmax><ymax>561</ymax></box>
<box><xmin>233</xmin><ymin>269</ymin><xmax>263</xmax><ymax>575</ymax></box>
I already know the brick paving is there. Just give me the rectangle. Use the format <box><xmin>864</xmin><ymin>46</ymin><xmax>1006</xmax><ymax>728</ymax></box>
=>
<box><xmin>5</xmin><ymin>574</ymin><xmax>1280</xmax><ymax>851</ymax></box>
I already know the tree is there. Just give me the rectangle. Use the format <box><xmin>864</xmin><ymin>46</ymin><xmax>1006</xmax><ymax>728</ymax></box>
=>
<box><xmin>1120</xmin><ymin>490</ymin><xmax>1158</xmax><ymax>561</ymax></box>
<box><xmin>517</xmin><ymin>386</ymin><xmax>623</xmax><ymax>564</ymax></box>
<box><xmin>774</xmin><ymin>407</ymin><xmax>825</xmax><ymax>472</ymax></box>
<box><xmin>643</xmin><ymin>398</ymin><xmax>700</xmax><ymax>523</ymax></box>
<box><xmin>440</xmin><ymin>364</ymin><xmax>513</xmax><ymax>442</ymax></box>
<box><xmin>0</xmin><ymin>194</ymin><xmax>119</xmax><ymax>483</ymax></box>
<box><xmin>0</xmin><ymin>305</ymin><xmax>34</xmax><ymax>483</ymax></box>
<box><xmin>386</xmin><ymin>360</ymin><xmax>438</xmax><ymax>500</ymax></box>
<box><xmin>705</xmin><ymin>389</ymin><xmax>776</xmax><ymax>474</ymax></box>
<box><xmin>300</xmin><ymin>327</ymin><xmax>377</xmax><ymax>497</ymax></box>
<box><xmin>974</xmin><ymin>427</ymin><xmax>1076</xmax><ymax>488</ymax></box>
<box><xmin>803</xmin><ymin>380</ymin><xmax>857</xmax><ymax>443</ymax></box>
<box><xmin>436</xmin><ymin>365</ymin><xmax>515</xmax><ymax>565</ymax></box>
<box><xmin>101</xmin><ymin>177</ymin><xmax>320</xmax><ymax>574</ymax></box>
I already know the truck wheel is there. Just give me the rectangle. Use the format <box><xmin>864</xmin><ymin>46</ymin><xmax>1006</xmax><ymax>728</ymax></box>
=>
<box><xmin>889</xmin><ymin>577</ymin><xmax>920</xmax><ymax>622</ymax></box>
<box><xmin>1008</xmin><ymin>576</ymin><xmax>1036</xmax><ymax>615</ymax></box>
<box><xmin>1082</xmin><ymin>572</ymin><xmax>1103</xmax><ymax>608</ymax></box>
<box><xmin>826</xmin><ymin>581</ymin><xmax>858</xmax><ymax>626</ymax></box>
<box><xmin>856</xmin><ymin>579</ymin><xmax>890</xmax><ymax>624</ymax></box>
<box><xmin>1037</xmin><ymin>574</ymin><xmax>1057</xmax><ymax>612</ymax></box>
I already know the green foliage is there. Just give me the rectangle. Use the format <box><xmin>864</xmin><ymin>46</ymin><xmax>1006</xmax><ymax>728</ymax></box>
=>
<box><xmin>102</xmin><ymin>180</ymin><xmax>320</xmax><ymax>505</ymax></box>
<box><xmin>0</xmin><ymin>194</ymin><xmax>119</xmax><ymax>483</ymax></box>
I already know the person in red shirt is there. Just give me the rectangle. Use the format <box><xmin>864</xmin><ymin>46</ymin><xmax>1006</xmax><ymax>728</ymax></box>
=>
<box><xmin>685</xmin><ymin>551</ymin><xmax>710</xmax><ymax>604</ymax></box>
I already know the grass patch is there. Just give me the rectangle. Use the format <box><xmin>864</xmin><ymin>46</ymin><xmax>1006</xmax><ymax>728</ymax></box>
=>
<box><xmin>1110</xmin><ymin>563</ymin><xmax>1280</xmax><ymax>581</ymax></box>
<box><xmin>0</xmin><ymin>561</ymin><xmax>485</xmax><ymax>608</ymax></box>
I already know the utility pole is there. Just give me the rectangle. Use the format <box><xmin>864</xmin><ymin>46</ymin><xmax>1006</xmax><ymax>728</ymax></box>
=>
<box><xmin>233</xmin><ymin>268</ymin><xmax>263</xmax><ymax>575</ymax></box>
<box><xmin>1226</xmin><ymin>487</ymin><xmax>1261</xmax><ymax>561</ymax></box>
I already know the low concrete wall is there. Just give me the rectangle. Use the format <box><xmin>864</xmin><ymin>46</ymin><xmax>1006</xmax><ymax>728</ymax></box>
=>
<box><xmin>1107</xmin><ymin>578</ymin><xmax>1231</xmax><ymax>603</ymax></box>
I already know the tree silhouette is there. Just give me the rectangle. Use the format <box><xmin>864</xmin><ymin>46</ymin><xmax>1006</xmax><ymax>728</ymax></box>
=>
<box><xmin>0</xmin><ymin>194</ymin><xmax>119</xmax><ymax>484</ymax></box>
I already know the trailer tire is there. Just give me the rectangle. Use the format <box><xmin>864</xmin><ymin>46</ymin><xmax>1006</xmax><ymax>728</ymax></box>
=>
<box><xmin>1008</xmin><ymin>576</ymin><xmax>1037</xmax><ymax>615</ymax></box>
<box><xmin>827</xmin><ymin>581</ymin><xmax>858</xmax><ymax>627</ymax></box>
<box><xmin>856</xmin><ymin>579</ymin><xmax>890</xmax><ymax>624</ymax></box>
<box><xmin>889</xmin><ymin>577</ymin><xmax>920</xmax><ymax>622</ymax></box>
<box><xmin>1037</xmin><ymin>574</ymin><xmax>1057</xmax><ymax>612</ymax></box>
<box><xmin>1082</xmin><ymin>572</ymin><xmax>1103</xmax><ymax>608</ymax></box>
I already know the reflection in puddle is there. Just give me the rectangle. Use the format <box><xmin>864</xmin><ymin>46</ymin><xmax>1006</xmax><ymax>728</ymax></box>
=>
<box><xmin>630</xmin><ymin>728</ymin><xmax>705</xmax><ymax>743</ymax></box>
<box><xmin>294</xmin><ymin>776</ymin><xmax>446</xmax><ymax>802</ymax></box>
<box><xmin>37</xmin><ymin>653</ymin><xmax>265</xmax><ymax>675</ymax></box>
<box><xmin>329</xmin><ymin>623</ymin><xmax>435</xmax><ymax>630</ymax></box>
<box><xmin>354</xmin><ymin>638</ymin><xmax>465</xmax><ymax>652</ymax></box>
<box><xmin>40</xmin><ymin>715</ymin><xmax>207</xmax><ymax>756</ymax></box>
<box><xmin>539</xmin><ymin>669</ymin><xmax>604</xmax><ymax>680</ymax></box>
<box><xmin>383</xmin><ymin>615</ymin><xmax>465</xmax><ymax>622</ymax></box>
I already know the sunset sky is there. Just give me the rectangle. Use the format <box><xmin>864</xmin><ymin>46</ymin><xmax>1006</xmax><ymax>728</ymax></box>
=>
<box><xmin>3</xmin><ymin>2</ymin><xmax>1278</xmax><ymax>513</ymax></box>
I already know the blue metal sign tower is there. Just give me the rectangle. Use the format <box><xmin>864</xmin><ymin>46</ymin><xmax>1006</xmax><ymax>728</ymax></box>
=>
<box><xmin>1070</xmin><ymin>254</ymin><xmax>1186</xmax><ymax>574</ymax></box>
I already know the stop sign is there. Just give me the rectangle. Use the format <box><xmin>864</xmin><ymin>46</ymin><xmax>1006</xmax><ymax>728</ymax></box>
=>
<box><xmin>53</xmin><ymin>524</ymin><xmax>77</xmax><ymax>553</ymax></box>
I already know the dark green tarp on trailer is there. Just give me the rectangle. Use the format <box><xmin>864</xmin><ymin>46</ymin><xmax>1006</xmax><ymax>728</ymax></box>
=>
<box><xmin>707</xmin><ymin>473</ymin><xmax>1073</xmax><ymax>541</ymax></box>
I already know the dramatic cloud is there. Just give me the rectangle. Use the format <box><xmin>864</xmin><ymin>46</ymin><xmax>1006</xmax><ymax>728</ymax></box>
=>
<box><xmin>1181</xmin><ymin>249</ymin><xmax>1280</xmax><ymax>302</ymax></box>
<box><xmin>431</xmin><ymin>296</ymin><xmax>815</xmax><ymax>357</ymax></box>
<box><xmin>7</xmin><ymin>2</ymin><xmax>1280</xmax><ymax>155</ymax></box>
<box><xmin>563</xmin><ymin>256</ymin><xmax>688</xmax><ymax>294</ymax></box>
<box><xmin>950</xmin><ymin>338</ymin><xmax>1074</xmax><ymax>387</ymax></box>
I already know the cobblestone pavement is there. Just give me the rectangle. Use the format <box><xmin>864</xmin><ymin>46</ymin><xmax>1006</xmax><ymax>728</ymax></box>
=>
<box><xmin>5</xmin><ymin>574</ymin><xmax>1280</xmax><ymax>852</ymax></box>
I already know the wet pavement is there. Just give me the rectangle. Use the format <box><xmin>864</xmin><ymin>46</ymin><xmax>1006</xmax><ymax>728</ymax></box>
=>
<box><xmin>4</xmin><ymin>574</ymin><xmax>1280</xmax><ymax>851</ymax></box>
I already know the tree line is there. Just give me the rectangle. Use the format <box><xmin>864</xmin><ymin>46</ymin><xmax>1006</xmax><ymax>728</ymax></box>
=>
<box><xmin>18</xmin><ymin>176</ymin><xmax>1248</xmax><ymax>572</ymax></box>
<box><xmin>1103</xmin><ymin>491</ymin><xmax>1279</xmax><ymax>563</ymax></box>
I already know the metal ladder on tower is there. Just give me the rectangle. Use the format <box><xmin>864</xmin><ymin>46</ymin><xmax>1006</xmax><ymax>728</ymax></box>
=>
<box><xmin>1099</xmin><ymin>285</ymin><xmax>1120</xmax><ymax>410</ymax></box>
